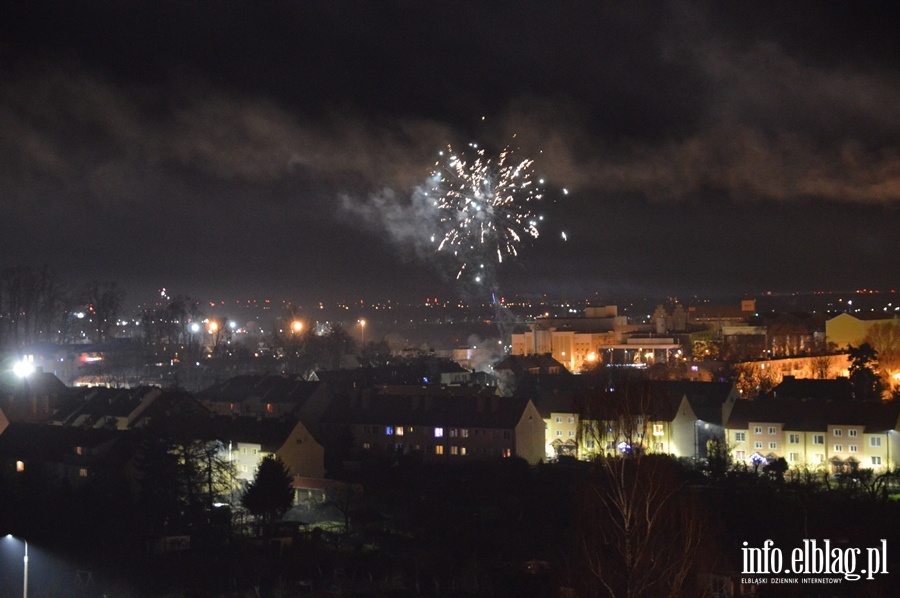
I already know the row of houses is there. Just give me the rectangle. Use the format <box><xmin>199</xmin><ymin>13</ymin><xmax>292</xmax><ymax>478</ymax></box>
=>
<box><xmin>3</xmin><ymin>369</ymin><xmax>899</xmax><ymax>501</ymax></box>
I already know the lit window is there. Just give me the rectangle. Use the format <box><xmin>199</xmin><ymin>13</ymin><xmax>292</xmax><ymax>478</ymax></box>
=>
<box><xmin>460</xmin><ymin>429</ymin><xmax>469</xmax><ymax>438</ymax></box>
<box><xmin>16</xmin><ymin>461</ymin><xmax>25</xmax><ymax>472</ymax></box>
<box><xmin>79</xmin><ymin>468</ymin><xmax>88</xmax><ymax>477</ymax></box>
<box><xmin>385</xmin><ymin>426</ymin><xmax>394</xmax><ymax>436</ymax></box>
<box><xmin>834</xmin><ymin>429</ymin><xmax>842</xmax><ymax>437</ymax></box>
<box><xmin>502</xmin><ymin>448</ymin><xmax>512</xmax><ymax>458</ymax></box>
<box><xmin>870</xmin><ymin>437</ymin><xmax>882</xmax><ymax>448</ymax></box>
<box><xmin>396</xmin><ymin>427</ymin><xmax>404</xmax><ymax>436</ymax></box>
<box><xmin>266</xmin><ymin>403</ymin><xmax>273</xmax><ymax>413</ymax></box>
<box><xmin>435</xmin><ymin>445</ymin><xmax>444</xmax><ymax>455</ymax></box>
<box><xmin>450</xmin><ymin>446</ymin><xmax>458</xmax><ymax>455</ymax></box>
<box><xmin>735</xmin><ymin>432</ymin><xmax>746</xmax><ymax>442</ymax></box>
<box><xmin>363</xmin><ymin>443</ymin><xmax>371</xmax><ymax>450</ymax></box>
<box><xmin>848</xmin><ymin>429</ymin><xmax>858</xmax><ymax>437</ymax></box>
<box><xmin>434</xmin><ymin>427</ymin><xmax>443</xmax><ymax>438</ymax></box>
<box><xmin>789</xmin><ymin>434</ymin><xmax>800</xmax><ymax>444</ymax></box>
<box><xmin>872</xmin><ymin>456</ymin><xmax>883</xmax><ymax>466</ymax></box>
<box><xmin>460</xmin><ymin>447</ymin><xmax>467</xmax><ymax>456</ymax></box>
<box><xmin>652</xmin><ymin>424</ymin><xmax>664</xmax><ymax>437</ymax></box>
<box><xmin>768</xmin><ymin>427</ymin><xmax>776</xmax><ymax>435</ymax></box>
<box><xmin>76</xmin><ymin>446</ymin><xmax>84</xmax><ymax>455</ymax></box>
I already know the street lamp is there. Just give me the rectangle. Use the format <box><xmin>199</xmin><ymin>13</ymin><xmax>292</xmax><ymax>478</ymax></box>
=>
<box><xmin>4</xmin><ymin>534</ymin><xmax>28</xmax><ymax>598</ymax></box>
<box><xmin>358</xmin><ymin>319</ymin><xmax>366</xmax><ymax>345</ymax></box>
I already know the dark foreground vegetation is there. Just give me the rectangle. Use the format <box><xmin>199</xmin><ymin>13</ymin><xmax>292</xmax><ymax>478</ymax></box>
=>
<box><xmin>4</xmin><ymin>451</ymin><xmax>900</xmax><ymax>597</ymax></box>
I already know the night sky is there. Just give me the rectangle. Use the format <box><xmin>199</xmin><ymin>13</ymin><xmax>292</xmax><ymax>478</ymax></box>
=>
<box><xmin>2</xmin><ymin>1</ymin><xmax>899</xmax><ymax>305</ymax></box>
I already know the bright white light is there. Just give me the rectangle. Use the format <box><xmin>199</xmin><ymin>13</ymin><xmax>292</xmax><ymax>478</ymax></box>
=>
<box><xmin>190</xmin><ymin>323</ymin><xmax>201</xmax><ymax>333</ymax></box>
<box><xmin>13</xmin><ymin>361</ymin><xmax>34</xmax><ymax>378</ymax></box>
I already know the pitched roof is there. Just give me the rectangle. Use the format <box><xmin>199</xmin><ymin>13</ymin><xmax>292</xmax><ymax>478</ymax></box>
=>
<box><xmin>569</xmin><ymin>385</ymin><xmax>690</xmax><ymax>422</ymax></box>
<box><xmin>209</xmin><ymin>415</ymin><xmax>303</xmax><ymax>451</ymax></box>
<box><xmin>725</xmin><ymin>399</ymin><xmax>900</xmax><ymax>433</ymax></box>
<box><xmin>321</xmin><ymin>388</ymin><xmax>534</xmax><ymax>429</ymax></box>
<box><xmin>493</xmin><ymin>354</ymin><xmax>570</xmax><ymax>375</ymax></box>
<box><xmin>766</xmin><ymin>377</ymin><xmax>853</xmax><ymax>402</ymax></box>
<box><xmin>659</xmin><ymin>380</ymin><xmax>735</xmax><ymax>425</ymax></box>
<box><xmin>197</xmin><ymin>374</ymin><xmax>325</xmax><ymax>405</ymax></box>
<box><xmin>0</xmin><ymin>421</ymin><xmax>122</xmax><ymax>462</ymax></box>
<box><xmin>53</xmin><ymin>386</ymin><xmax>161</xmax><ymax>424</ymax></box>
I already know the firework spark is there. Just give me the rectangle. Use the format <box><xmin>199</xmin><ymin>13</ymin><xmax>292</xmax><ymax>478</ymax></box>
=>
<box><xmin>427</xmin><ymin>142</ymin><xmax>543</xmax><ymax>281</ymax></box>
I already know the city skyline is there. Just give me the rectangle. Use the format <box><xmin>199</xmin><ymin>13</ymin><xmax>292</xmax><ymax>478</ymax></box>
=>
<box><xmin>2</xmin><ymin>2</ymin><xmax>898</xmax><ymax>305</ymax></box>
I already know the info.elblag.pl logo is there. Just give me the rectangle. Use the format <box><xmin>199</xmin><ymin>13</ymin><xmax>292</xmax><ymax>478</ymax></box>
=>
<box><xmin>742</xmin><ymin>539</ymin><xmax>888</xmax><ymax>582</ymax></box>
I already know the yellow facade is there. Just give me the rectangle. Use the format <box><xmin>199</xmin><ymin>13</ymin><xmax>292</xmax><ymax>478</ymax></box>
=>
<box><xmin>728</xmin><ymin>425</ymin><xmax>898</xmax><ymax>473</ymax></box>
<box><xmin>825</xmin><ymin>313</ymin><xmax>896</xmax><ymax>350</ymax></box>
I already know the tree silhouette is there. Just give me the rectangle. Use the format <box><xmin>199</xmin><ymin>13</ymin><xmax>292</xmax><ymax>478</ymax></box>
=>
<box><xmin>848</xmin><ymin>343</ymin><xmax>884</xmax><ymax>400</ymax></box>
<box><xmin>242</xmin><ymin>455</ymin><xmax>294</xmax><ymax>528</ymax></box>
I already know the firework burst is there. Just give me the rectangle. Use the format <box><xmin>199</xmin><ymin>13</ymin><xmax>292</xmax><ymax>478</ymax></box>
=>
<box><xmin>426</xmin><ymin>142</ymin><xmax>543</xmax><ymax>281</ymax></box>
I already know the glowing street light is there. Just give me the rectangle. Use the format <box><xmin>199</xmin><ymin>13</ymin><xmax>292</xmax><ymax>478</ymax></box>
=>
<box><xmin>358</xmin><ymin>319</ymin><xmax>366</xmax><ymax>345</ymax></box>
<box><xmin>4</xmin><ymin>534</ymin><xmax>28</xmax><ymax>598</ymax></box>
<box><xmin>12</xmin><ymin>360</ymin><xmax>34</xmax><ymax>378</ymax></box>
<box><xmin>291</xmin><ymin>320</ymin><xmax>303</xmax><ymax>334</ymax></box>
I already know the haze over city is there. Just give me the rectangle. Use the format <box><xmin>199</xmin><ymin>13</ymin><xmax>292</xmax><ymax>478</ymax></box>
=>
<box><xmin>2</xmin><ymin>1</ymin><xmax>898</xmax><ymax>305</ymax></box>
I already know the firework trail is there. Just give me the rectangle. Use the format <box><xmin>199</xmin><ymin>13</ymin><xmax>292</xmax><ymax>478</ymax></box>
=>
<box><xmin>425</xmin><ymin>142</ymin><xmax>544</xmax><ymax>284</ymax></box>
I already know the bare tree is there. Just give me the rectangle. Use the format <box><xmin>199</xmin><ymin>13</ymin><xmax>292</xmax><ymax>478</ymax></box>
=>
<box><xmin>83</xmin><ymin>280</ymin><xmax>123</xmax><ymax>343</ymax></box>
<box><xmin>578</xmin><ymin>454</ymin><xmax>711</xmax><ymax>597</ymax></box>
<box><xmin>865</xmin><ymin>321</ymin><xmax>900</xmax><ymax>394</ymax></box>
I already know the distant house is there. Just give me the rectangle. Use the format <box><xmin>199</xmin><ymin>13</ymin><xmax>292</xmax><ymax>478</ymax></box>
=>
<box><xmin>575</xmin><ymin>385</ymin><xmax>699</xmax><ymax>460</ymax></box>
<box><xmin>51</xmin><ymin>386</ymin><xmax>211</xmax><ymax>430</ymax></box>
<box><xmin>210</xmin><ymin>416</ymin><xmax>325</xmax><ymax>482</ymax></box>
<box><xmin>764</xmin><ymin>376</ymin><xmax>854</xmax><ymax>402</ymax></box>
<box><xmin>724</xmin><ymin>399</ymin><xmax>900</xmax><ymax>472</ymax></box>
<box><xmin>320</xmin><ymin>385</ymin><xmax>546</xmax><ymax>465</ymax></box>
<box><xmin>493</xmin><ymin>354</ymin><xmax>570</xmax><ymax>397</ymax></box>
<box><xmin>0</xmin><ymin>420</ymin><xmax>133</xmax><ymax>487</ymax></box>
<box><xmin>197</xmin><ymin>374</ymin><xmax>332</xmax><ymax>426</ymax></box>
<box><xmin>312</xmin><ymin>359</ymin><xmax>473</xmax><ymax>392</ymax></box>
<box><xmin>826</xmin><ymin>312</ymin><xmax>899</xmax><ymax>350</ymax></box>
<box><xmin>0</xmin><ymin>370</ymin><xmax>70</xmax><ymax>423</ymax></box>
<box><xmin>657</xmin><ymin>380</ymin><xmax>738</xmax><ymax>458</ymax></box>
<box><xmin>533</xmin><ymin>381</ymin><xmax>734</xmax><ymax>461</ymax></box>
